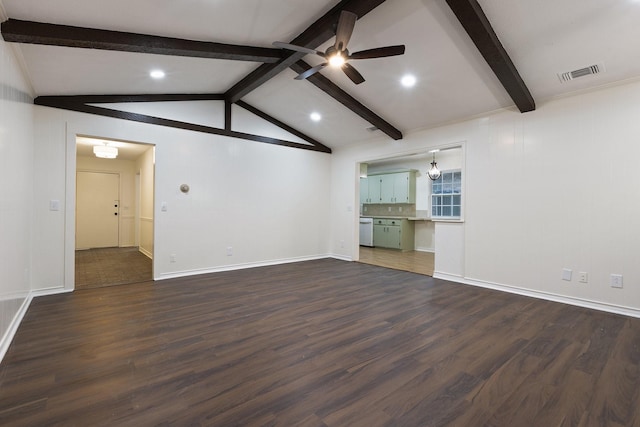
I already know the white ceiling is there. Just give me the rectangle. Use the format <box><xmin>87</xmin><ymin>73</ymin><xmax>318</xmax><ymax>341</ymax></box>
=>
<box><xmin>3</xmin><ymin>0</ymin><xmax>640</xmax><ymax>149</ymax></box>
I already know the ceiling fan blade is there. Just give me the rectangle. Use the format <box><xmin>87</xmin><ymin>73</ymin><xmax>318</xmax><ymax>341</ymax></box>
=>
<box><xmin>349</xmin><ymin>45</ymin><xmax>406</xmax><ymax>60</ymax></box>
<box><xmin>342</xmin><ymin>63</ymin><xmax>365</xmax><ymax>85</ymax></box>
<box><xmin>334</xmin><ymin>10</ymin><xmax>357</xmax><ymax>51</ymax></box>
<box><xmin>295</xmin><ymin>63</ymin><xmax>328</xmax><ymax>80</ymax></box>
<box><xmin>273</xmin><ymin>41</ymin><xmax>324</xmax><ymax>57</ymax></box>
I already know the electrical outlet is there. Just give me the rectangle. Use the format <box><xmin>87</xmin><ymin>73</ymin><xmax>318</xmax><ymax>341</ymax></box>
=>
<box><xmin>610</xmin><ymin>274</ymin><xmax>623</xmax><ymax>288</ymax></box>
<box><xmin>388</xmin><ymin>207</ymin><xmax>392</xmax><ymax>212</ymax></box>
<box><xmin>170</xmin><ymin>254</ymin><xmax>176</xmax><ymax>263</ymax></box>
<box><xmin>399</xmin><ymin>207</ymin><xmax>403</xmax><ymax>212</ymax></box>
<box><xmin>562</xmin><ymin>268</ymin><xmax>572</xmax><ymax>281</ymax></box>
<box><xmin>578</xmin><ymin>272</ymin><xmax>588</xmax><ymax>283</ymax></box>
<box><xmin>226</xmin><ymin>246</ymin><xmax>233</xmax><ymax>256</ymax></box>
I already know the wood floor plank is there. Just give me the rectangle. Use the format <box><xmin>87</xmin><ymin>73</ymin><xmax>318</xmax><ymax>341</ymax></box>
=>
<box><xmin>578</xmin><ymin>319</ymin><xmax>640</xmax><ymax>426</ymax></box>
<box><xmin>1</xmin><ymin>258</ymin><xmax>639</xmax><ymax>426</ymax></box>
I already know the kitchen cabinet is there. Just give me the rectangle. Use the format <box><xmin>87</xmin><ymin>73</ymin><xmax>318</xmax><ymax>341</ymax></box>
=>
<box><xmin>373</xmin><ymin>218</ymin><xmax>415</xmax><ymax>250</ymax></box>
<box><xmin>359</xmin><ymin>177</ymin><xmax>381</xmax><ymax>204</ymax></box>
<box><xmin>359</xmin><ymin>177</ymin><xmax>369</xmax><ymax>204</ymax></box>
<box><xmin>383</xmin><ymin>171</ymin><xmax>416</xmax><ymax>203</ymax></box>
<box><xmin>362</xmin><ymin>171</ymin><xmax>416</xmax><ymax>204</ymax></box>
<box><xmin>392</xmin><ymin>172</ymin><xmax>415</xmax><ymax>203</ymax></box>
<box><xmin>379</xmin><ymin>175</ymin><xmax>395</xmax><ymax>203</ymax></box>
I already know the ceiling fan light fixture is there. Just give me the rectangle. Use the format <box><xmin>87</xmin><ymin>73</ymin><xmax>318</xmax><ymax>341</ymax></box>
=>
<box><xmin>93</xmin><ymin>144</ymin><xmax>118</xmax><ymax>159</ymax></box>
<box><xmin>272</xmin><ymin>10</ymin><xmax>404</xmax><ymax>85</ymax></box>
<box><xmin>329</xmin><ymin>53</ymin><xmax>346</xmax><ymax>67</ymax></box>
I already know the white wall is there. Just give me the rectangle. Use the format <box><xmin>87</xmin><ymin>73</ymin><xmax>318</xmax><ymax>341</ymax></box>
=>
<box><xmin>76</xmin><ymin>156</ymin><xmax>138</xmax><ymax>247</ymax></box>
<box><xmin>135</xmin><ymin>147</ymin><xmax>154</xmax><ymax>258</ymax></box>
<box><xmin>331</xmin><ymin>80</ymin><xmax>640</xmax><ymax>317</ymax></box>
<box><xmin>0</xmin><ymin>35</ymin><xmax>35</xmax><ymax>358</ymax></box>
<box><xmin>32</xmin><ymin>104</ymin><xmax>332</xmax><ymax>290</ymax></box>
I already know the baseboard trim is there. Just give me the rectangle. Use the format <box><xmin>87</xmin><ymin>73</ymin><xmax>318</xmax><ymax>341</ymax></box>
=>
<box><xmin>139</xmin><ymin>247</ymin><xmax>153</xmax><ymax>260</ymax></box>
<box><xmin>156</xmin><ymin>254</ymin><xmax>333</xmax><ymax>280</ymax></box>
<box><xmin>31</xmin><ymin>287</ymin><xmax>74</xmax><ymax>298</ymax></box>
<box><xmin>0</xmin><ymin>294</ymin><xmax>33</xmax><ymax>364</ymax></box>
<box><xmin>433</xmin><ymin>272</ymin><xmax>640</xmax><ymax>319</ymax></box>
<box><xmin>415</xmin><ymin>247</ymin><xmax>435</xmax><ymax>253</ymax></box>
<box><xmin>330</xmin><ymin>254</ymin><xmax>352</xmax><ymax>262</ymax></box>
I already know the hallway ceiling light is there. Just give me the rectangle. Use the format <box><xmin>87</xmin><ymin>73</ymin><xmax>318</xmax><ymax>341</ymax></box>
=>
<box><xmin>427</xmin><ymin>152</ymin><xmax>441</xmax><ymax>181</ymax></box>
<box><xmin>93</xmin><ymin>144</ymin><xmax>118</xmax><ymax>159</ymax></box>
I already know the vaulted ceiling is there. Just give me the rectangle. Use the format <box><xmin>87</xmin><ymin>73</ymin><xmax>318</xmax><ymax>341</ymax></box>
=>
<box><xmin>2</xmin><ymin>0</ymin><xmax>640</xmax><ymax>151</ymax></box>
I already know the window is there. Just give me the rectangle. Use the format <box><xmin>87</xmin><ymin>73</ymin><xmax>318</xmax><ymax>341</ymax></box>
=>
<box><xmin>431</xmin><ymin>170</ymin><xmax>461</xmax><ymax>218</ymax></box>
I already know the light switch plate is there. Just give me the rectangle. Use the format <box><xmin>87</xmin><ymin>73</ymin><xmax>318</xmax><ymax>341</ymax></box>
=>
<box><xmin>562</xmin><ymin>268</ymin><xmax>572</xmax><ymax>281</ymax></box>
<box><xmin>49</xmin><ymin>200</ymin><xmax>60</xmax><ymax>211</ymax></box>
<box><xmin>610</xmin><ymin>274</ymin><xmax>623</xmax><ymax>288</ymax></box>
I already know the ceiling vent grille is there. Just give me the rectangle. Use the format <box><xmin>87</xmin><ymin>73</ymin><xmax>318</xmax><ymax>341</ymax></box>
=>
<box><xmin>558</xmin><ymin>64</ymin><xmax>604</xmax><ymax>83</ymax></box>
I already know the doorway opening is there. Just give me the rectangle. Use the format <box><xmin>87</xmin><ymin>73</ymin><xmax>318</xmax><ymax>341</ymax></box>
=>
<box><xmin>357</xmin><ymin>146</ymin><xmax>463</xmax><ymax>276</ymax></box>
<box><xmin>75</xmin><ymin>136</ymin><xmax>155</xmax><ymax>289</ymax></box>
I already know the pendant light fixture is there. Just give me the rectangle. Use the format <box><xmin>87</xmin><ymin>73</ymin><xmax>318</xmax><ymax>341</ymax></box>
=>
<box><xmin>93</xmin><ymin>143</ymin><xmax>118</xmax><ymax>159</ymax></box>
<box><xmin>427</xmin><ymin>151</ymin><xmax>441</xmax><ymax>181</ymax></box>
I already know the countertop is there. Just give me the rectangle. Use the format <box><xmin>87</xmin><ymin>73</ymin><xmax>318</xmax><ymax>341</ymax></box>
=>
<box><xmin>360</xmin><ymin>215</ymin><xmax>431</xmax><ymax>221</ymax></box>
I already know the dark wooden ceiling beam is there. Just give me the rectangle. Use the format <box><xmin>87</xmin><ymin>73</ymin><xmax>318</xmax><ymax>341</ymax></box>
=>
<box><xmin>445</xmin><ymin>0</ymin><xmax>535</xmax><ymax>112</ymax></box>
<box><xmin>40</xmin><ymin>94</ymin><xmax>225</xmax><ymax>103</ymax></box>
<box><xmin>1</xmin><ymin>19</ymin><xmax>283</xmax><ymax>63</ymax></box>
<box><xmin>289</xmin><ymin>60</ymin><xmax>402</xmax><ymax>140</ymax></box>
<box><xmin>225</xmin><ymin>0</ymin><xmax>387</xmax><ymax>103</ymax></box>
<box><xmin>35</xmin><ymin>95</ymin><xmax>331</xmax><ymax>153</ymax></box>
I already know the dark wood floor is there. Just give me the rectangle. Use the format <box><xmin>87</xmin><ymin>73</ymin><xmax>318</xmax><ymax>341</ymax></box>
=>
<box><xmin>75</xmin><ymin>247</ymin><xmax>152</xmax><ymax>289</ymax></box>
<box><xmin>1</xmin><ymin>259</ymin><xmax>639</xmax><ymax>426</ymax></box>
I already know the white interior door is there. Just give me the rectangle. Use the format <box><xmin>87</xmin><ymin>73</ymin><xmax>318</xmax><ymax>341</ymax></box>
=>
<box><xmin>76</xmin><ymin>171</ymin><xmax>120</xmax><ymax>249</ymax></box>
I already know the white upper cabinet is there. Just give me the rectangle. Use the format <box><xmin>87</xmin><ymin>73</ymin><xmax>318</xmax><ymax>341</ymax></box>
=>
<box><xmin>367</xmin><ymin>171</ymin><xmax>416</xmax><ymax>204</ymax></box>
<box><xmin>360</xmin><ymin>176</ymin><xmax>383</xmax><ymax>204</ymax></box>
<box><xmin>392</xmin><ymin>171</ymin><xmax>416</xmax><ymax>204</ymax></box>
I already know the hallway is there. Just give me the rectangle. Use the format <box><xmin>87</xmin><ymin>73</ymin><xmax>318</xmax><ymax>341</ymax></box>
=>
<box><xmin>75</xmin><ymin>247</ymin><xmax>152</xmax><ymax>289</ymax></box>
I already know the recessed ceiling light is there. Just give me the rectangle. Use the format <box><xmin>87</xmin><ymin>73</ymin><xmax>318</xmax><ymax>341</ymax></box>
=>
<box><xmin>310</xmin><ymin>112</ymin><xmax>322</xmax><ymax>122</ymax></box>
<box><xmin>401</xmin><ymin>74</ymin><xmax>416</xmax><ymax>88</ymax></box>
<box><xmin>150</xmin><ymin>70</ymin><xmax>166</xmax><ymax>79</ymax></box>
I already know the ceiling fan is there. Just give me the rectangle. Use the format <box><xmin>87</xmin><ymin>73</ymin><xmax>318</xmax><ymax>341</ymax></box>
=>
<box><xmin>273</xmin><ymin>10</ymin><xmax>405</xmax><ymax>85</ymax></box>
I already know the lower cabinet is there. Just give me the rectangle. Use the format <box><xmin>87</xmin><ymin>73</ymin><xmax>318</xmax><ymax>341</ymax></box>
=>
<box><xmin>373</xmin><ymin>218</ymin><xmax>415</xmax><ymax>250</ymax></box>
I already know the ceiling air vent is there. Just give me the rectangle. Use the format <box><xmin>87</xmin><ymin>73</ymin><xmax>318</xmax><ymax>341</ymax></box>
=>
<box><xmin>558</xmin><ymin>64</ymin><xmax>604</xmax><ymax>83</ymax></box>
